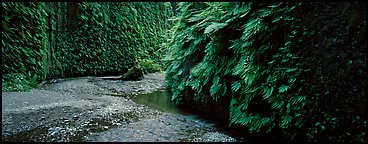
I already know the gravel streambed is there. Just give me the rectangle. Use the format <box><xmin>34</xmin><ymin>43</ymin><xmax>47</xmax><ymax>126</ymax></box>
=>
<box><xmin>2</xmin><ymin>73</ymin><xmax>245</xmax><ymax>142</ymax></box>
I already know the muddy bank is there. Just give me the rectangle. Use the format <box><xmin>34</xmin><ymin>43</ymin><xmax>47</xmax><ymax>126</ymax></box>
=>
<box><xmin>2</xmin><ymin>73</ymin><xmax>246</xmax><ymax>142</ymax></box>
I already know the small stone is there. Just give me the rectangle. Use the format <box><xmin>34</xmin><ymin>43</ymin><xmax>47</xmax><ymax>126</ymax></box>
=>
<box><xmin>41</xmin><ymin>116</ymin><xmax>46</xmax><ymax>120</ymax></box>
<box><xmin>103</xmin><ymin>126</ymin><xmax>108</xmax><ymax>129</ymax></box>
<box><xmin>73</xmin><ymin>115</ymin><xmax>79</xmax><ymax>119</ymax></box>
<box><xmin>114</xmin><ymin>109</ymin><xmax>119</xmax><ymax>112</ymax></box>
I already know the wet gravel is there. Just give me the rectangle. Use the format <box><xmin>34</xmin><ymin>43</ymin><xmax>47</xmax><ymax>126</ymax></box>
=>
<box><xmin>2</xmin><ymin>73</ymin><xmax>245</xmax><ymax>142</ymax></box>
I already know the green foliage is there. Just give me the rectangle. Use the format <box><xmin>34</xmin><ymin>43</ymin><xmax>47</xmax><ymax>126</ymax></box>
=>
<box><xmin>295</xmin><ymin>3</ymin><xmax>367</xmax><ymax>142</ymax></box>
<box><xmin>2</xmin><ymin>73</ymin><xmax>39</xmax><ymax>91</ymax></box>
<box><xmin>2</xmin><ymin>2</ymin><xmax>48</xmax><ymax>91</ymax></box>
<box><xmin>138</xmin><ymin>59</ymin><xmax>162</xmax><ymax>74</ymax></box>
<box><xmin>165</xmin><ymin>2</ymin><xmax>366</xmax><ymax>142</ymax></box>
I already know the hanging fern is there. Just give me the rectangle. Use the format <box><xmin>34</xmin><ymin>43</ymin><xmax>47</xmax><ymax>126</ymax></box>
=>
<box><xmin>165</xmin><ymin>2</ymin><xmax>366</xmax><ymax>142</ymax></box>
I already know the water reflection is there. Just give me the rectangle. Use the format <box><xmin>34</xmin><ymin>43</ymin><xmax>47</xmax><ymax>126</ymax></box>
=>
<box><xmin>133</xmin><ymin>90</ymin><xmax>181</xmax><ymax>114</ymax></box>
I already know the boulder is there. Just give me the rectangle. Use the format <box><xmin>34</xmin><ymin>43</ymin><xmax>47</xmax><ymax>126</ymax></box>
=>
<box><xmin>121</xmin><ymin>65</ymin><xmax>144</xmax><ymax>81</ymax></box>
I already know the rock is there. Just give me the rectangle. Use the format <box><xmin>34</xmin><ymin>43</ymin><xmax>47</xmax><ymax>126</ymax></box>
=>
<box><xmin>73</xmin><ymin>115</ymin><xmax>79</xmax><ymax>120</ymax></box>
<box><xmin>48</xmin><ymin>127</ymin><xmax>63</xmax><ymax>136</ymax></box>
<box><xmin>46</xmin><ymin>78</ymin><xmax>63</xmax><ymax>84</ymax></box>
<box><xmin>121</xmin><ymin>65</ymin><xmax>144</xmax><ymax>81</ymax></box>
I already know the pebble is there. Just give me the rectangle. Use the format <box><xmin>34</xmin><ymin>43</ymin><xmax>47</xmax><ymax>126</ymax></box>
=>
<box><xmin>73</xmin><ymin>115</ymin><xmax>79</xmax><ymax>120</ymax></box>
<box><xmin>48</xmin><ymin>127</ymin><xmax>63</xmax><ymax>136</ymax></box>
<box><xmin>102</xmin><ymin>126</ymin><xmax>108</xmax><ymax>129</ymax></box>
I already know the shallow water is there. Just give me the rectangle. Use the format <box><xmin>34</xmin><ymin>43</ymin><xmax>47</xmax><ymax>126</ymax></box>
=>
<box><xmin>132</xmin><ymin>90</ymin><xmax>249</xmax><ymax>142</ymax></box>
<box><xmin>133</xmin><ymin>90</ymin><xmax>182</xmax><ymax>114</ymax></box>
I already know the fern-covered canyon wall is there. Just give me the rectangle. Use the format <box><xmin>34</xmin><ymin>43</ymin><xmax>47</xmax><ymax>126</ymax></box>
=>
<box><xmin>165</xmin><ymin>2</ymin><xmax>366</xmax><ymax>142</ymax></box>
<box><xmin>2</xmin><ymin>2</ymin><xmax>173</xmax><ymax>91</ymax></box>
<box><xmin>2</xmin><ymin>2</ymin><xmax>49</xmax><ymax>91</ymax></box>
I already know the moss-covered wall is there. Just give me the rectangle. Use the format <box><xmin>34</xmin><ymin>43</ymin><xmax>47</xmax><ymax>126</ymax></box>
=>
<box><xmin>53</xmin><ymin>2</ymin><xmax>172</xmax><ymax>77</ymax></box>
<box><xmin>2</xmin><ymin>2</ymin><xmax>48</xmax><ymax>91</ymax></box>
<box><xmin>2</xmin><ymin>2</ymin><xmax>173</xmax><ymax>91</ymax></box>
